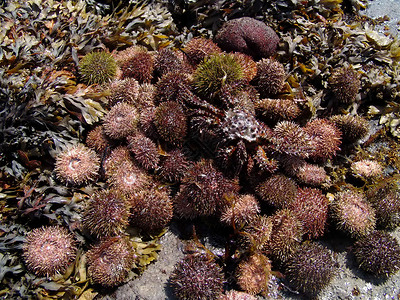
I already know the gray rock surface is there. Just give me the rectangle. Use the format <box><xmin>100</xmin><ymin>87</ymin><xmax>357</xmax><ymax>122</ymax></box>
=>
<box><xmin>101</xmin><ymin>224</ymin><xmax>185</xmax><ymax>300</ymax></box>
<box><xmin>364</xmin><ymin>0</ymin><xmax>400</xmax><ymax>36</ymax></box>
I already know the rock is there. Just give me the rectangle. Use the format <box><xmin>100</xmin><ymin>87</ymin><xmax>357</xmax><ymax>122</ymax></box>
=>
<box><xmin>214</xmin><ymin>17</ymin><xmax>279</xmax><ymax>59</ymax></box>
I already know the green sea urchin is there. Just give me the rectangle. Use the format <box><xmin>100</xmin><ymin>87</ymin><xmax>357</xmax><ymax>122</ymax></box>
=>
<box><xmin>193</xmin><ymin>53</ymin><xmax>244</xmax><ymax>99</ymax></box>
<box><xmin>79</xmin><ymin>51</ymin><xmax>117</xmax><ymax>85</ymax></box>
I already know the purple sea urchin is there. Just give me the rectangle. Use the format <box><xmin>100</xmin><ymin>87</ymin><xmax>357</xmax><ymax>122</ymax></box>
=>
<box><xmin>108</xmin><ymin>162</ymin><xmax>152</xmax><ymax>197</ymax></box>
<box><xmin>22</xmin><ymin>226</ymin><xmax>77</xmax><ymax>277</ymax></box>
<box><xmin>87</xmin><ymin>236</ymin><xmax>137</xmax><ymax>287</ymax></box>
<box><xmin>220</xmin><ymin>194</ymin><xmax>260</xmax><ymax>228</ymax></box>
<box><xmin>329</xmin><ymin>66</ymin><xmax>361</xmax><ymax>104</ymax></box>
<box><xmin>54</xmin><ymin>144</ymin><xmax>100</xmax><ymax>186</ymax></box>
<box><xmin>170</xmin><ymin>254</ymin><xmax>224</xmax><ymax>300</ymax></box>
<box><xmin>285</xmin><ymin>242</ymin><xmax>336</xmax><ymax>296</ymax></box>
<box><xmin>154</xmin><ymin>101</ymin><xmax>187</xmax><ymax>145</ymax></box>
<box><xmin>232</xmin><ymin>52</ymin><xmax>258</xmax><ymax>82</ymax></box>
<box><xmin>304</xmin><ymin>118</ymin><xmax>342</xmax><ymax>160</ymax></box>
<box><xmin>240</xmin><ymin>215</ymin><xmax>273</xmax><ymax>253</ymax></box>
<box><xmin>351</xmin><ymin>159</ymin><xmax>383</xmax><ymax>179</ymax></box>
<box><xmin>267</xmin><ymin>209</ymin><xmax>303</xmax><ymax>266</ymax></box>
<box><xmin>255</xmin><ymin>174</ymin><xmax>297</xmax><ymax>209</ymax></box>
<box><xmin>282</xmin><ymin>156</ymin><xmax>327</xmax><ymax>186</ymax></box>
<box><xmin>137</xmin><ymin>83</ymin><xmax>156</xmax><ymax>109</ymax></box>
<box><xmin>127</xmin><ymin>132</ymin><xmax>160</xmax><ymax>170</ymax></box>
<box><xmin>116</xmin><ymin>46</ymin><xmax>154</xmax><ymax>83</ymax></box>
<box><xmin>129</xmin><ymin>187</ymin><xmax>173</xmax><ymax>232</ymax></box>
<box><xmin>105</xmin><ymin>78</ymin><xmax>140</xmax><ymax>107</ymax></box>
<box><xmin>79</xmin><ymin>51</ymin><xmax>117</xmax><ymax>85</ymax></box>
<box><xmin>82</xmin><ymin>189</ymin><xmax>130</xmax><ymax>238</ymax></box>
<box><xmin>139</xmin><ymin>106</ymin><xmax>158</xmax><ymax>138</ymax></box>
<box><xmin>367</xmin><ymin>181</ymin><xmax>400</xmax><ymax>229</ymax></box>
<box><xmin>158</xmin><ymin>149</ymin><xmax>191</xmax><ymax>183</ymax></box>
<box><xmin>289</xmin><ymin>187</ymin><xmax>329</xmax><ymax>239</ymax></box>
<box><xmin>255</xmin><ymin>98</ymin><xmax>301</xmax><ymax>124</ymax></box>
<box><xmin>103</xmin><ymin>102</ymin><xmax>139</xmax><ymax>140</ymax></box>
<box><xmin>352</xmin><ymin>231</ymin><xmax>400</xmax><ymax>276</ymax></box>
<box><xmin>221</xmin><ymin>290</ymin><xmax>257</xmax><ymax>300</ymax></box>
<box><xmin>86</xmin><ymin>125</ymin><xmax>110</xmax><ymax>153</ymax></box>
<box><xmin>272</xmin><ymin>121</ymin><xmax>312</xmax><ymax>158</ymax></box>
<box><xmin>155</xmin><ymin>71</ymin><xmax>193</xmax><ymax>104</ymax></box>
<box><xmin>252</xmin><ymin>58</ymin><xmax>286</xmax><ymax>97</ymax></box>
<box><xmin>330</xmin><ymin>190</ymin><xmax>376</xmax><ymax>238</ymax></box>
<box><xmin>214</xmin><ymin>17</ymin><xmax>279</xmax><ymax>59</ymax></box>
<box><xmin>174</xmin><ymin>159</ymin><xmax>239</xmax><ymax>219</ymax></box>
<box><xmin>236</xmin><ymin>253</ymin><xmax>272</xmax><ymax>295</ymax></box>
<box><xmin>219</xmin><ymin>82</ymin><xmax>258</xmax><ymax>113</ymax></box>
<box><xmin>330</xmin><ymin>114</ymin><xmax>369</xmax><ymax>143</ymax></box>
<box><xmin>154</xmin><ymin>48</ymin><xmax>187</xmax><ymax>77</ymax></box>
<box><xmin>103</xmin><ymin>146</ymin><xmax>132</xmax><ymax>177</ymax></box>
<box><xmin>184</xmin><ymin>37</ymin><xmax>222</xmax><ymax>66</ymax></box>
